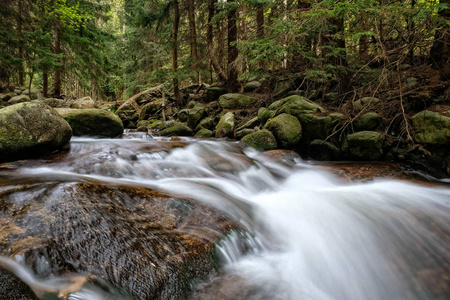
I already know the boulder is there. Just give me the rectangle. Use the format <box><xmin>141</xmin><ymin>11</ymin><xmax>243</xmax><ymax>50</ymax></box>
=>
<box><xmin>342</xmin><ymin>131</ymin><xmax>385</xmax><ymax>160</ymax></box>
<box><xmin>206</xmin><ymin>86</ymin><xmax>227</xmax><ymax>102</ymax></box>
<box><xmin>178</xmin><ymin>109</ymin><xmax>190</xmax><ymax>122</ymax></box>
<box><xmin>159</xmin><ymin>124</ymin><xmax>193</xmax><ymax>137</ymax></box>
<box><xmin>411</xmin><ymin>110</ymin><xmax>450</xmax><ymax>145</ymax></box>
<box><xmin>1</xmin><ymin>92</ymin><xmax>16</xmax><ymax>102</ymax></box>
<box><xmin>21</xmin><ymin>88</ymin><xmax>41</xmax><ymax>100</ymax></box>
<box><xmin>219</xmin><ymin>94</ymin><xmax>256</xmax><ymax>109</ymax></box>
<box><xmin>236</xmin><ymin>128</ymin><xmax>256</xmax><ymax>140</ymax></box>
<box><xmin>353</xmin><ymin>97</ymin><xmax>381</xmax><ymax>111</ymax></box>
<box><xmin>42</xmin><ymin>98</ymin><xmax>70</xmax><ymax>108</ymax></box>
<box><xmin>236</xmin><ymin>117</ymin><xmax>259</xmax><ymax>131</ymax></box>
<box><xmin>241</xmin><ymin>129</ymin><xmax>277</xmax><ymax>151</ymax></box>
<box><xmin>195</xmin><ymin>129</ymin><xmax>213</xmax><ymax>138</ymax></box>
<box><xmin>356</xmin><ymin>112</ymin><xmax>381</xmax><ymax>131</ymax></box>
<box><xmin>8</xmin><ymin>95</ymin><xmax>31</xmax><ymax>105</ymax></box>
<box><xmin>195</xmin><ymin>117</ymin><xmax>216</xmax><ymax>132</ymax></box>
<box><xmin>135</xmin><ymin>84</ymin><xmax>164</xmax><ymax>106</ymax></box>
<box><xmin>187</xmin><ymin>103</ymin><xmax>207</xmax><ymax>129</ymax></box>
<box><xmin>257</xmin><ymin>107</ymin><xmax>274</xmax><ymax>126</ymax></box>
<box><xmin>115</xmin><ymin>99</ymin><xmax>141</xmax><ymax>128</ymax></box>
<box><xmin>74</xmin><ymin>96</ymin><xmax>95</xmax><ymax>108</ymax></box>
<box><xmin>55</xmin><ymin>108</ymin><xmax>124</xmax><ymax>137</ymax></box>
<box><xmin>275</xmin><ymin>95</ymin><xmax>324</xmax><ymax>117</ymax></box>
<box><xmin>264</xmin><ymin>113</ymin><xmax>302</xmax><ymax>149</ymax></box>
<box><xmin>215</xmin><ymin>112</ymin><xmax>235</xmax><ymax>138</ymax></box>
<box><xmin>244</xmin><ymin>81</ymin><xmax>261</xmax><ymax>92</ymax></box>
<box><xmin>296</xmin><ymin>113</ymin><xmax>342</xmax><ymax>144</ymax></box>
<box><xmin>309</xmin><ymin>139</ymin><xmax>340</xmax><ymax>160</ymax></box>
<box><xmin>140</xmin><ymin>99</ymin><xmax>163</xmax><ymax>119</ymax></box>
<box><xmin>0</xmin><ymin>102</ymin><xmax>72</xmax><ymax>162</ymax></box>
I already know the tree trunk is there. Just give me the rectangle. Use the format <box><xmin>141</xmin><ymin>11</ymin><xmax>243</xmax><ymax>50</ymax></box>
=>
<box><xmin>173</xmin><ymin>0</ymin><xmax>182</xmax><ymax>106</ymax></box>
<box><xmin>227</xmin><ymin>0</ymin><xmax>238</xmax><ymax>92</ymax></box>
<box><xmin>430</xmin><ymin>0</ymin><xmax>450</xmax><ymax>78</ymax></box>
<box><xmin>256</xmin><ymin>4</ymin><xmax>264</xmax><ymax>39</ymax></box>
<box><xmin>17</xmin><ymin>0</ymin><xmax>25</xmax><ymax>86</ymax></box>
<box><xmin>207</xmin><ymin>0</ymin><xmax>227</xmax><ymax>82</ymax></box>
<box><xmin>43</xmin><ymin>72</ymin><xmax>48</xmax><ymax>97</ymax></box>
<box><xmin>52</xmin><ymin>17</ymin><xmax>62</xmax><ymax>97</ymax></box>
<box><xmin>187</xmin><ymin>0</ymin><xmax>199</xmax><ymax>84</ymax></box>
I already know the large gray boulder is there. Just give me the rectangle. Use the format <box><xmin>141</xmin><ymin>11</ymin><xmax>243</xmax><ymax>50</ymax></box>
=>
<box><xmin>0</xmin><ymin>102</ymin><xmax>72</xmax><ymax>162</ymax></box>
<box><xmin>56</xmin><ymin>108</ymin><xmax>124</xmax><ymax>137</ymax></box>
<box><xmin>219</xmin><ymin>93</ymin><xmax>256</xmax><ymax>109</ymax></box>
<box><xmin>411</xmin><ymin>110</ymin><xmax>450</xmax><ymax>144</ymax></box>
<box><xmin>264</xmin><ymin>113</ymin><xmax>302</xmax><ymax>149</ymax></box>
<box><xmin>342</xmin><ymin>131</ymin><xmax>385</xmax><ymax>160</ymax></box>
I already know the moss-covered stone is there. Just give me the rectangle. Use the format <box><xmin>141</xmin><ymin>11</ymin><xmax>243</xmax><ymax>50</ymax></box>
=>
<box><xmin>244</xmin><ymin>81</ymin><xmax>261</xmax><ymax>92</ymax></box>
<box><xmin>195</xmin><ymin>117</ymin><xmax>216</xmax><ymax>132</ymax></box>
<box><xmin>0</xmin><ymin>102</ymin><xmax>72</xmax><ymax>162</ymax></box>
<box><xmin>159</xmin><ymin>124</ymin><xmax>193</xmax><ymax>137</ymax></box>
<box><xmin>357</xmin><ymin>112</ymin><xmax>381</xmax><ymax>131</ymax></box>
<box><xmin>56</xmin><ymin>108</ymin><xmax>124</xmax><ymax>137</ymax></box>
<box><xmin>206</xmin><ymin>86</ymin><xmax>227</xmax><ymax>102</ymax></box>
<box><xmin>140</xmin><ymin>99</ymin><xmax>163</xmax><ymax>119</ymax></box>
<box><xmin>257</xmin><ymin>107</ymin><xmax>274</xmax><ymax>126</ymax></box>
<box><xmin>342</xmin><ymin>131</ymin><xmax>385</xmax><ymax>160</ymax></box>
<box><xmin>8</xmin><ymin>95</ymin><xmax>31</xmax><ymax>105</ymax></box>
<box><xmin>115</xmin><ymin>99</ymin><xmax>140</xmax><ymax>128</ymax></box>
<box><xmin>195</xmin><ymin>129</ymin><xmax>213</xmax><ymax>138</ymax></box>
<box><xmin>187</xmin><ymin>103</ymin><xmax>207</xmax><ymax>129</ymax></box>
<box><xmin>219</xmin><ymin>93</ymin><xmax>256</xmax><ymax>109</ymax></box>
<box><xmin>296</xmin><ymin>113</ymin><xmax>340</xmax><ymax>144</ymax></box>
<box><xmin>264</xmin><ymin>113</ymin><xmax>301</xmax><ymax>149</ymax></box>
<box><xmin>353</xmin><ymin>97</ymin><xmax>381</xmax><ymax>111</ymax></box>
<box><xmin>276</xmin><ymin>95</ymin><xmax>324</xmax><ymax>117</ymax></box>
<box><xmin>236</xmin><ymin>128</ymin><xmax>256</xmax><ymax>140</ymax></box>
<box><xmin>241</xmin><ymin>129</ymin><xmax>277</xmax><ymax>151</ymax></box>
<box><xmin>411</xmin><ymin>110</ymin><xmax>450</xmax><ymax>144</ymax></box>
<box><xmin>236</xmin><ymin>117</ymin><xmax>259</xmax><ymax>131</ymax></box>
<box><xmin>21</xmin><ymin>88</ymin><xmax>41</xmax><ymax>100</ymax></box>
<box><xmin>215</xmin><ymin>112</ymin><xmax>235</xmax><ymax>138</ymax></box>
<box><xmin>309</xmin><ymin>139</ymin><xmax>340</xmax><ymax>160</ymax></box>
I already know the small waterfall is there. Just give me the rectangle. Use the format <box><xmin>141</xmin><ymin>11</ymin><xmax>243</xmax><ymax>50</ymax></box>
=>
<box><xmin>0</xmin><ymin>134</ymin><xmax>449</xmax><ymax>299</ymax></box>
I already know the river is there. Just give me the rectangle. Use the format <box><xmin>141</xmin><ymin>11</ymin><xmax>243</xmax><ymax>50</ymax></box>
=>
<box><xmin>0</xmin><ymin>133</ymin><xmax>449</xmax><ymax>299</ymax></box>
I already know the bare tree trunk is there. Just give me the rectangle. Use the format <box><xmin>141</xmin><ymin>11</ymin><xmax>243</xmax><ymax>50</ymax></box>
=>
<box><xmin>227</xmin><ymin>0</ymin><xmax>238</xmax><ymax>92</ymax></box>
<box><xmin>173</xmin><ymin>0</ymin><xmax>182</xmax><ymax>106</ymax></box>
<box><xmin>187</xmin><ymin>0</ymin><xmax>200</xmax><ymax>84</ymax></box>
<box><xmin>43</xmin><ymin>72</ymin><xmax>48</xmax><ymax>97</ymax></box>
<box><xmin>52</xmin><ymin>17</ymin><xmax>62</xmax><ymax>97</ymax></box>
<box><xmin>430</xmin><ymin>0</ymin><xmax>450</xmax><ymax>78</ymax></box>
<box><xmin>17</xmin><ymin>0</ymin><xmax>25</xmax><ymax>86</ymax></box>
<box><xmin>207</xmin><ymin>0</ymin><xmax>227</xmax><ymax>82</ymax></box>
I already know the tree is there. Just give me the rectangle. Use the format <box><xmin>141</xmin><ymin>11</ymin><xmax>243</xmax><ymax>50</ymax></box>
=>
<box><xmin>227</xmin><ymin>0</ymin><xmax>239</xmax><ymax>92</ymax></box>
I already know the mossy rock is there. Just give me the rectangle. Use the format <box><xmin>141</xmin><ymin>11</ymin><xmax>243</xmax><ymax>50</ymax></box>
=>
<box><xmin>115</xmin><ymin>99</ymin><xmax>141</xmax><ymax>127</ymax></box>
<box><xmin>56</xmin><ymin>108</ymin><xmax>124</xmax><ymax>137</ymax></box>
<box><xmin>357</xmin><ymin>112</ymin><xmax>381</xmax><ymax>131</ymax></box>
<box><xmin>353</xmin><ymin>97</ymin><xmax>381</xmax><ymax>111</ymax></box>
<box><xmin>42</xmin><ymin>98</ymin><xmax>69</xmax><ymax>108</ymax></box>
<box><xmin>236</xmin><ymin>117</ymin><xmax>259</xmax><ymax>131</ymax></box>
<box><xmin>195</xmin><ymin>129</ymin><xmax>213</xmax><ymax>138</ymax></box>
<box><xmin>206</xmin><ymin>86</ymin><xmax>227</xmax><ymax>102</ymax></box>
<box><xmin>297</xmin><ymin>113</ymin><xmax>341</xmax><ymax>144</ymax></box>
<box><xmin>187</xmin><ymin>103</ymin><xmax>207</xmax><ymax>129</ymax></box>
<box><xmin>309</xmin><ymin>139</ymin><xmax>340</xmax><ymax>161</ymax></box>
<box><xmin>264</xmin><ymin>113</ymin><xmax>302</xmax><ymax>149</ymax></box>
<box><xmin>21</xmin><ymin>88</ymin><xmax>41</xmax><ymax>100</ymax></box>
<box><xmin>342</xmin><ymin>131</ymin><xmax>385</xmax><ymax>160</ymax></box>
<box><xmin>159</xmin><ymin>124</ymin><xmax>193</xmax><ymax>137</ymax></box>
<box><xmin>236</xmin><ymin>128</ymin><xmax>256</xmax><ymax>140</ymax></box>
<box><xmin>195</xmin><ymin>117</ymin><xmax>216</xmax><ymax>132</ymax></box>
<box><xmin>241</xmin><ymin>129</ymin><xmax>277</xmax><ymax>151</ymax></box>
<box><xmin>149</xmin><ymin>120</ymin><xmax>164</xmax><ymax>130</ymax></box>
<box><xmin>0</xmin><ymin>102</ymin><xmax>72</xmax><ymax>162</ymax></box>
<box><xmin>8</xmin><ymin>95</ymin><xmax>31</xmax><ymax>105</ymax></box>
<box><xmin>276</xmin><ymin>95</ymin><xmax>324</xmax><ymax>117</ymax></box>
<box><xmin>219</xmin><ymin>93</ymin><xmax>256</xmax><ymax>109</ymax></box>
<box><xmin>411</xmin><ymin>110</ymin><xmax>450</xmax><ymax>145</ymax></box>
<box><xmin>244</xmin><ymin>81</ymin><xmax>261</xmax><ymax>92</ymax></box>
<box><xmin>140</xmin><ymin>99</ymin><xmax>163</xmax><ymax>119</ymax></box>
<box><xmin>257</xmin><ymin>107</ymin><xmax>274</xmax><ymax>126</ymax></box>
<box><xmin>178</xmin><ymin>108</ymin><xmax>190</xmax><ymax>122</ymax></box>
<box><xmin>215</xmin><ymin>112</ymin><xmax>235</xmax><ymax>138</ymax></box>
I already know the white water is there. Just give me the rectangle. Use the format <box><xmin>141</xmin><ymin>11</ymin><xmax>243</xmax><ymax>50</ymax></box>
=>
<box><xmin>3</xmin><ymin>135</ymin><xmax>450</xmax><ymax>299</ymax></box>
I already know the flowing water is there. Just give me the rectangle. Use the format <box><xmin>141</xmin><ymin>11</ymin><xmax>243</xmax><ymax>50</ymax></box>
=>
<box><xmin>0</xmin><ymin>133</ymin><xmax>449</xmax><ymax>299</ymax></box>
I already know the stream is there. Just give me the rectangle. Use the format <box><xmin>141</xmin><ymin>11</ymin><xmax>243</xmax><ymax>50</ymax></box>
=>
<box><xmin>0</xmin><ymin>133</ymin><xmax>449</xmax><ymax>299</ymax></box>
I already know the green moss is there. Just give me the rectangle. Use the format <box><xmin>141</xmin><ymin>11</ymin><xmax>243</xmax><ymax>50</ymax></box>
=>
<box><xmin>241</xmin><ymin>129</ymin><xmax>277</xmax><ymax>151</ymax></box>
<box><xmin>264</xmin><ymin>113</ymin><xmax>301</xmax><ymax>149</ymax></box>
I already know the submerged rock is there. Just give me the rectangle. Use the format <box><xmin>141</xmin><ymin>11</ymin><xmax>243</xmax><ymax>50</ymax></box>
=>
<box><xmin>0</xmin><ymin>102</ymin><xmax>72</xmax><ymax>162</ymax></box>
<box><xmin>56</xmin><ymin>108</ymin><xmax>124</xmax><ymax>137</ymax></box>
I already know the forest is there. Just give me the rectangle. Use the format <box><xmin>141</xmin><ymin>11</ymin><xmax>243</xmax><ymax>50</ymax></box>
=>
<box><xmin>0</xmin><ymin>0</ymin><xmax>449</xmax><ymax>103</ymax></box>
